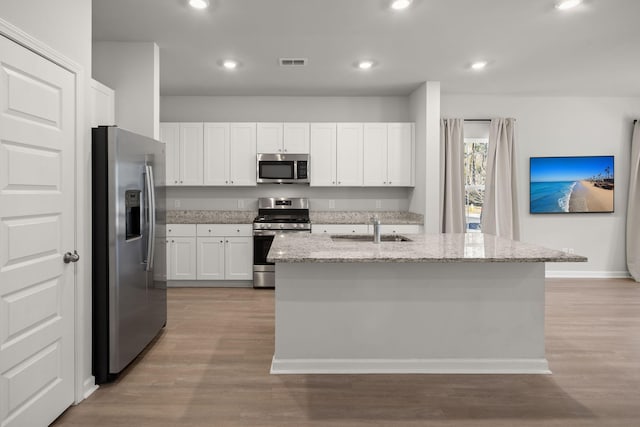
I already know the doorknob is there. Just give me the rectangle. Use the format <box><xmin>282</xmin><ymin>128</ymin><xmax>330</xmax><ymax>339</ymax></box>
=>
<box><xmin>63</xmin><ymin>250</ymin><xmax>80</xmax><ymax>264</ymax></box>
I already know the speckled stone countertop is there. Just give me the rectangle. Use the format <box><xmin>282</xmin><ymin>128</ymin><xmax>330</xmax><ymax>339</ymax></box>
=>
<box><xmin>167</xmin><ymin>210</ymin><xmax>255</xmax><ymax>224</ymax></box>
<box><xmin>267</xmin><ymin>232</ymin><xmax>588</xmax><ymax>263</ymax></box>
<box><xmin>310</xmin><ymin>211</ymin><xmax>423</xmax><ymax>225</ymax></box>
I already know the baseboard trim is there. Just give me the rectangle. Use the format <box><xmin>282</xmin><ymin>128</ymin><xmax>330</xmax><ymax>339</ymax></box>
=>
<box><xmin>546</xmin><ymin>270</ymin><xmax>631</xmax><ymax>279</ymax></box>
<box><xmin>167</xmin><ymin>280</ymin><xmax>253</xmax><ymax>288</ymax></box>
<box><xmin>82</xmin><ymin>377</ymin><xmax>98</xmax><ymax>400</ymax></box>
<box><xmin>270</xmin><ymin>357</ymin><xmax>551</xmax><ymax>375</ymax></box>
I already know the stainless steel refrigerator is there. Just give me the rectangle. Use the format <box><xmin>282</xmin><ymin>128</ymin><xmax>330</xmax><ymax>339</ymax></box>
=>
<box><xmin>92</xmin><ymin>126</ymin><xmax>167</xmax><ymax>384</ymax></box>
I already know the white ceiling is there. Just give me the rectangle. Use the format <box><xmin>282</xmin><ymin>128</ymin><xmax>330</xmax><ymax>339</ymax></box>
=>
<box><xmin>92</xmin><ymin>0</ymin><xmax>640</xmax><ymax>97</ymax></box>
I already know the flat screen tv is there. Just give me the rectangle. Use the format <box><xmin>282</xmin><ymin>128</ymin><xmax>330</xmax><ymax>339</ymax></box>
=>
<box><xmin>530</xmin><ymin>156</ymin><xmax>614</xmax><ymax>214</ymax></box>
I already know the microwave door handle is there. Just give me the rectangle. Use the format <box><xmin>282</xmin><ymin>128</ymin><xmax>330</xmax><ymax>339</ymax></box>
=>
<box><xmin>144</xmin><ymin>164</ymin><xmax>156</xmax><ymax>271</ymax></box>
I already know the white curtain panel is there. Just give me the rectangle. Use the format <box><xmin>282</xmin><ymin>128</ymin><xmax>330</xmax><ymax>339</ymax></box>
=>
<box><xmin>481</xmin><ymin>118</ymin><xmax>520</xmax><ymax>240</ymax></box>
<box><xmin>440</xmin><ymin>118</ymin><xmax>466</xmax><ymax>233</ymax></box>
<box><xmin>627</xmin><ymin>121</ymin><xmax>640</xmax><ymax>281</ymax></box>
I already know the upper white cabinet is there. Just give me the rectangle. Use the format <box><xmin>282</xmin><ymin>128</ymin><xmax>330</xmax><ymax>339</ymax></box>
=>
<box><xmin>283</xmin><ymin>123</ymin><xmax>310</xmax><ymax>153</ymax></box>
<box><xmin>336</xmin><ymin>123</ymin><xmax>363</xmax><ymax>186</ymax></box>
<box><xmin>363</xmin><ymin>123</ymin><xmax>414</xmax><ymax>187</ymax></box>
<box><xmin>310</xmin><ymin>122</ymin><xmax>366</xmax><ymax>187</ymax></box>
<box><xmin>387</xmin><ymin>123</ymin><xmax>414</xmax><ymax>187</ymax></box>
<box><xmin>89</xmin><ymin>79</ymin><xmax>115</xmax><ymax>127</ymax></box>
<box><xmin>257</xmin><ymin>122</ymin><xmax>310</xmax><ymax>153</ymax></box>
<box><xmin>160</xmin><ymin>122</ymin><xmax>204</xmax><ymax>186</ymax></box>
<box><xmin>203</xmin><ymin>122</ymin><xmax>257</xmax><ymax>186</ymax></box>
<box><xmin>310</xmin><ymin>123</ymin><xmax>337</xmax><ymax>186</ymax></box>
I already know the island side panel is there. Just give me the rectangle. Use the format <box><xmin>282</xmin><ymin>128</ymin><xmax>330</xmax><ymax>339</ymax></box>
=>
<box><xmin>273</xmin><ymin>262</ymin><xmax>548</xmax><ymax>374</ymax></box>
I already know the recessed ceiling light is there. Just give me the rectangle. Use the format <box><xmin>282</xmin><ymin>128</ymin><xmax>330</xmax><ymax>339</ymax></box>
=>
<box><xmin>189</xmin><ymin>0</ymin><xmax>209</xmax><ymax>10</ymax></box>
<box><xmin>391</xmin><ymin>0</ymin><xmax>413</xmax><ymax>10</ymax></box>
<box><xmin>555</xmin><ymin>0</ymin><xmax>582</xmax><ymax>10</ymax></box>
<box><xmin>471</xmin><ymin>61</ymin><xmax>488</xmax><ymax>71</ymax></box>
<box><xmin>358</xmin><ymin>60</ymin><xmax>375</xmax><ymax>70</ymax></box>
<box><xmin>222</xmin><ymin>60</ymin><xmax>238</xmax><ymax>70</ymax></box>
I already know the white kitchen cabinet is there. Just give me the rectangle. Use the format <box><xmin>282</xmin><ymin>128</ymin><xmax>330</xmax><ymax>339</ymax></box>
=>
<box><xmin>387</xmin><ymin>123</ymin><xmax>414</xmax><ymax>187</ymax></box>
<box><xmin>168</xmin><ymin>237</ymin><xmax>197</xmax><ymax>280</ymax></box>
<box><xmin>310</xmin><ymin>123</ymin><xmax>337</xmax><ymax>186</ymax></box>
<box><xmin>257</xmin><ymin>122</ymin><xmax>310</xmax><ymax>154</ymax></box>
<box><xmin>195</xmin><ymin>224</ymin><xmax>252</xmax><ymax>281</ymax></box>
<box><xmin>196</xmin><ymin>237</ymin><xmax>225</xmax><ymax>280</ymax></box>
<box><xmin>363</xmin><ymin>123</ymin><xmax>414</xmax><ymax>187</ymax></box>
<box><xmin>166</xmin><ymin>225</ymin><xmax>197</xmax><ymax>280</ymax></box>
<box><xmin>257</xmin><ymin>122</ymin><xmax>283</xmax><ymax>153</ymax></box>
<box><xmin>89</xmin><ymin>79</ymin><xmax>115</xmax><ymax>127</ymax></box>
<box><xmin>283</xmin><ymin>123</ymin><xmax>310</xmax><ymax>153</ymax></box>
<box><xmin>312</xmin><ymin>224</ymin><xmax>370</xmax><ymax>234</ymax></box>
<box><xmin>379</xmin><ymin>224</ymin><xmax>423</xmax><ymax>234</ymax></box>
<box><xmin>204</xmin><ymin>122</ymin><xmax>256</xmax><ymax>186</ymax></box>
<box><xmin>160</xmin><ymin>122</ymin><xmax>204</xmax><ymax>186</ymax></box>
<box><xmin>363</xmin><ymin>123</ymin><xmax>388</xmax><ymax>186</ymax></box>
<box><xmin>336</xmin><ymin>123</ymin><xmax>363</xmax><ymax>186</ymax></box>
<box><xmin>224</xmin><ymin>237</ymin><xmax>253</xmax><ymax>280</ymax></box>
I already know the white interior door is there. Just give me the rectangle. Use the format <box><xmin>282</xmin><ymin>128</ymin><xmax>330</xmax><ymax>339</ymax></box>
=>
<box><xmin>0</xmin><ymin>35</ymin><xmax>75</xmax><ymax>427</ymax></box>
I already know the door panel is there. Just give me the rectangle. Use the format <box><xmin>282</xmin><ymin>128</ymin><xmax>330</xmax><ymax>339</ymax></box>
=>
<box><xmin>179</xmin><ymin>123</ymin><xmax>203</xmax><ymax>185</ymax></box>
<box><xmin>229</xmin><ymin>123</ymin><xmax>256</xmax><ymax>186</ymax></box>
<box><xmin>283</xmin><ymin>123</ymin><xmax>309</xmax><ymax>153</ymax></box>
<box><xmin>196</xmin><ymin>237</ymin><xmax>224</xmax><ymax>280</ymax></box>
<box><xmin>309</xmin><ymin>123</ymin><xmax>336</xmax><ymax>187</ymax></box>
<box><xmin>159</xmin><ymin>123</ymin><xmax>179</xmax><ymax>185</ymax></box>
<box><xmin>256</xmin><ymin>122</ymin><xmax>283</xmax><ymax>153</ymax></box>
<box><xmin>336</xmin><ymin>123</ymin><xmax>363</xmax><ymax>186</ymax></box>
<box><xmin>387</xmin><ymin>123</ymin><xmax>413</xmax><ymax>186</ymax></box>
<box><xmin>363</xmin><ymin>123</ymin><xmax>387</xmax><ymax>186</ymax></box>
<box><xmin>169</xmin><ymin>237</ymin><xmax>196</xmax><ymax>280</ymax></box>
<box><xmin>203</xmin><ymin>123</ymin><xmax>229</xmax><ymax>185</ymax></box>
<box><xmin>225</xmin><ymin>237</ymin><xmax>252</xmax><ymax>280</ymax></box>
<box><xmin>0</xmin><ymin>35</ymin><xmax>75</xmax><ymax>427</ymax></box>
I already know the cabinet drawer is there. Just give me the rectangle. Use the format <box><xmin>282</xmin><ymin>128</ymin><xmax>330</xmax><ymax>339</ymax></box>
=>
<box><xmin>167</xmin><ymin>224</ymin><xmax>196</xmax><ymax>237</ymax></box>
<box><xmin>311</xmin><ymin>224</ymin><xmax>369</xmax><ymax>234</ymax></box>
<box><xmin>196</xmin><ymin>224</ymin><xmax>252</xmax><ymax>237</ymax></box>
<box><xmin>379</xmin><ymin>225</ymin><xmax>422</xmax><ymax>234</ymax></box>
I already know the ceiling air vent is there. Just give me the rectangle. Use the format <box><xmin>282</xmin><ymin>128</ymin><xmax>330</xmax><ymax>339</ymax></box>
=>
<box><xmin>279</xmin><ymin>58</ymin><xmax>308</xmax><ymax>67</ymax></box>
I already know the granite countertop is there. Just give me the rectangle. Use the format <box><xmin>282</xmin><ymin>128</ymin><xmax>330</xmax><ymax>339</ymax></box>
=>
<box><xmin>167</xmin><ymin>210</ymin><xmax>424</xmax><ymax>225</ymax></box>
<box><xmin>267</xmin><ymin>232</ymin><xmax>588</xmax><ymax>263</ymax></box>
<box><xmin>310</xmin><ymin>211</ymin><xmax>424</xmax><ymax>225</ymax></box>
<box><xmin>167</xmin><ymin>210</ymin><xmax>255</xmax><ymax>224</ymax></box>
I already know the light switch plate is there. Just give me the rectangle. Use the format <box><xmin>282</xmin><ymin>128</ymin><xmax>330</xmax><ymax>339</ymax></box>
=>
<box><xmin>174</xmin><ymin>199</ymin><xmax>181</xmax><ymax>208</ymax></box>
<box><xmin>238</xmin><ymin>199</ymin><xmax>244</xmax><ymax>209</ymax></box>
<box><xmin>329</xmin><ymin>200</ymin><xmax>335</xmax><ymax>209</ymax></box>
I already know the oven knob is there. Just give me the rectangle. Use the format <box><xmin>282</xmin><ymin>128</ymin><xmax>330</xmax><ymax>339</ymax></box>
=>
<box><xmin>267</xmin><ymin>224</ymin><xmax>272</xmax><ymax>229</ymax></box>
<box><xmin>279</xmin><ymin>224</ymin><xmax>284</xmax><ymax>229</ymax></box>
<box><xmin>293</xmin><ymin>224</ymin><xmax>298</xmax><ymax>228</ymax></box>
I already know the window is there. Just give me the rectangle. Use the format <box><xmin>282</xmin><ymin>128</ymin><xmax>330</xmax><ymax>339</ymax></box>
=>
<box><xmin>464</xmin><ymin>138</ymin><xmax>488</xmax><ymax>232</ymax></box>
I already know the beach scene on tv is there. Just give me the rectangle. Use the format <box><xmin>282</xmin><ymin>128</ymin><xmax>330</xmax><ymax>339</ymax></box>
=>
<box><xmin>530</xmin><ymin>156</ymin><xmax>614</xmax><ymax>213</ymax></box>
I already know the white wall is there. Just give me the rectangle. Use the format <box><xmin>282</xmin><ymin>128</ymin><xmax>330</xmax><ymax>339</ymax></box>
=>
<box><xmin>442</xmin><ymin>95</ymin><xmax>640</xmax><ymax>277</ymax></box>
<box><xmin>0</xmin><ymin>0</ymin><xmax>94</xmax><ymax>402</ymax></box>
<box><xmin>162</xmin><ymin>95</ymin><xmax>412</xmax><ymax>212</ymax></box>
<box><xmin>161</xmin><ymin>95</ymin><xmax>410</xmax><ymax>122</ymax></box>
<box><xmin>93</xmin><ymin>42</ymin><xmax>159</xmax><ymax>139</ymax></box>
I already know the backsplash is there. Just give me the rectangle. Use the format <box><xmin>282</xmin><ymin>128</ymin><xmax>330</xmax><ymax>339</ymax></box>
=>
<box><xmin>166</xmin><ymin>186</ymin><xmax>411</xmax><ymax>211</ymax></box>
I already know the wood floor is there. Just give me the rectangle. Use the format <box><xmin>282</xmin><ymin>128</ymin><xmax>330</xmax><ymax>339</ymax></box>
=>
<box><xmin>54</xmin><ymin>279</ymin><xmax>640</xmax><ymax>427</ymax></box>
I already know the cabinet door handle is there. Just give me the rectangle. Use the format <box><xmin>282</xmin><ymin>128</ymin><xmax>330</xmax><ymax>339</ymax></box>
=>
<box><xmin>389</xmin><ymin>181</ymin><xmax>392</xmax><ymax>184</ymax></box>
<box><xmin>225</xmin><ymin>240</ymin><xmax>229</xmax><ymax>243</ymax></box>
<box><xmin>171</xmin><ymin>240</ymin><xmax>175</xmax><ymax>243</ymax></box>
<box><xmin>284</xmin><ymin>149</ymin><xmax>287</xmax><ymax>152</ymax></box>
<box><xmin>230</xmin><ymin>181</ymin><xmax>234</xmax><ymax>184</ymax></box>
<box><xmin>220</xmin><ymin>240</ymin><xmax>223</xmax><ymax>243</ymax></box>
<box><xmin>332</xmin><ymin>181</ymin><xmax>335</xmax><ymax>184</ymax></box>
<box><xmin>174</xmin><ymin>180</ymin><xmax>178</xmax><ymax>184</ymax></box>
<box><xmin>225</xmin><ymin>180</ymin><xmax>228</xmax><ymax>184</ymax></box>
<box><xmin>208</xmin><ymin>229</ymin><xmax>212</xmax><ymax>232</ymax></box>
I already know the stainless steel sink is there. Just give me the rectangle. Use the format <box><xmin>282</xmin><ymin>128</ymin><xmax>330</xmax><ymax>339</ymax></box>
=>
<box><xmin>330</xmin><ymin>234</ymin><xmax>412</xmax><ymax>242</ymax></box>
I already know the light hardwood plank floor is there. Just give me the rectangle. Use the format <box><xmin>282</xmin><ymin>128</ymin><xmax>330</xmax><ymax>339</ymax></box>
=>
<box><xmin>54</xmin><ymin>279</ymin><xmax>640</xmax><ymax>426</ymax></box>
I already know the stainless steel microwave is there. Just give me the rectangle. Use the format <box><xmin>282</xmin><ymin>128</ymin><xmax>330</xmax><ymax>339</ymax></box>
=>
<box><xmin>256</xmin><ymin>153</ymin><xmax>310</xmax><ymax>184</ymax></box>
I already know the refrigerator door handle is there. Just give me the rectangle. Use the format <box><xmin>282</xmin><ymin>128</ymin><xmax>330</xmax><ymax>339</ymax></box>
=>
<box><xmin>145</xmin><ymin>164</ymin><xmax>156</xmax><ymax>271</ymax></box>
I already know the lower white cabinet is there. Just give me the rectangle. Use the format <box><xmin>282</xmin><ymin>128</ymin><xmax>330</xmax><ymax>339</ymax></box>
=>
<box><xmin>167</xmin><ymin>224</ymin><xmax>252</xmax><ymax>282</ymax></box>
<box><xmin>168</xmin><ymin>237</ymin><xmax>197</xmax><ymax>280</ymax></box>
<box><xmin>312</xmin><ymin>224</ymin><xmax>370</xmax><ymax>234</ymax></box>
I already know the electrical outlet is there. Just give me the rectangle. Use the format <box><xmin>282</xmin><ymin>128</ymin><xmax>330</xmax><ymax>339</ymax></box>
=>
<box><xmin>174</xmin><ymin>199</ymin><xmax>181</xmax><ymax>209</ymax></box>
<box><xmin>237</xmin><ymin>199</ymin><xmax>244</xmax><ymax>209</ymax></box>
<box><xmin>329</xmin><ymin>200</ymin><xmax>335</xmax><ymax>209</ymax></box>
<box><xmin>567</xmin><ymin>248</ymin><xmax>575</xmax><ymax>254</ymax></box>
<box><xmin>375</xmin><ymin>200</ymin><xmax>382</xmax><ymax>209</ymax></box>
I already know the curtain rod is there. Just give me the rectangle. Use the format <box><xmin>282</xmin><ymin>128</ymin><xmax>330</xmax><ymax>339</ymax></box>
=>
<box><xmin>464</xmin><ymin>119</ymin><xmax>491</xmax><ymax>122</ymax></box>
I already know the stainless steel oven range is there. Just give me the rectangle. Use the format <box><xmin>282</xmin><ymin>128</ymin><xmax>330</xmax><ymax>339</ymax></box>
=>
<box><xmin>253</xmin><ymin>197</ymin><xmax>310</xmax><ymax>288</ymax></box>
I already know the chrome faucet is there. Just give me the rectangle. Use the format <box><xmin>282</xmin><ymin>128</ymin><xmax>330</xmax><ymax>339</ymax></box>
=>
<box><xmin>371</xmin><ymin>215</ymin><xmax>381</xmax><ymax>244</ymax></box>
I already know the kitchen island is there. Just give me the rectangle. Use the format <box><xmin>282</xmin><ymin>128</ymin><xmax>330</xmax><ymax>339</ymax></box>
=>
<box><xmin>267</xmin><ymin>232</ymin><xmax>586</xmax><ymax>374</ymax></box>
